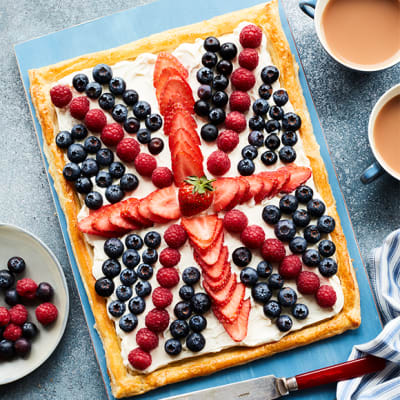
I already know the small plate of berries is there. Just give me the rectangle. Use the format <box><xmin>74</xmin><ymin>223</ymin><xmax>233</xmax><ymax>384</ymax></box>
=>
<box><xmin>0</xmin><ymin>224</ymin><xmax>69</xmax><ymax>384</ymax></box>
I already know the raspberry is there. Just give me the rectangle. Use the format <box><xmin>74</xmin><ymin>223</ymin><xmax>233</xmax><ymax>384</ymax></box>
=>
<box><xmin>69</xmin><ymin>96</ymin><xmax>90</xmax><ymax>120</ymax></box>
<box><xmin>50</xmin><ymin>84</ymin><xmax>72</xmax><ymax>108</ymax></box>
<box><xmin>231</xmin><ymin>68</ymin><xmax>256</xmax><ymax>91</ymax></box>
<box><xmin>35</xmin><ymin>302</ymin><xmax>58</xmax><ymax>325</ymax></box>
<box><xmin>316</xmin><ymin>285</ymin><xmax>337</xmax><ymax>308</ymax></box>
<box><xmin>145</xmin><ymin>308</ymin><xmax>170</xmax><ymax>332</ymax></box>
<box><xmin>217</xmin><ymin>130</ymin><xmax>239</xmax><ymax>153</ymax></box>
<box><xmin>240</xmin><ymin>225</ymin><xmax>265</xmax><ymax>249</ymax></box>
<box><xmin>9</xmin><ymin>304</ymin><xmax>28</xmax><ymax>326</ymax></box>
<box><xmin>238</xmin><ymin>48</ymin><xmax>259</xmax><ymax>70</ymax></box>
<box><xmin>101</xmin><ymin>123</ymin><xmax>124</xmax><ymax>146</ymax></box>
<box><xmin>0</xmin><ymin>307</ymin><xmax>10</xmax><ymax>327</ymax></box>
<box><xmin>225</xmin><ymin>111</ymin><xmax>247</xmax><ymax>133</ymax></box>
<box><xmin>229</xmin><ymin>91</ymin><xmax>251</xmax><ymax>112</ymax></box>
<box><xmin>223</xmin><ymin>209</ymin><xmax>248</xmax><ymax>233</ymax></box>
<box><xmin>16</xmin><ymin>278</ymin><xmax>38</xmax><ymax>300</ymax></box>
<box><xmin>296</xmin><ymin>271</ymin><xmax>320</xmax><ymax>295</ymax></box>
<box><xmin>207</xmin><ymin>150</ymin><xmax>231</xmax><ymax>176</ymax></box>
<box><xmin>3</xmin><ymin>323</ymin><xmax>22</xmax><ymax>341</ymax></box>
<box><xmin>156</xmin><ymin>267</ymin><xmax>179</xmax><ymax>288</ymax></box>
<box><xmin>159</xmin><ymin>248</ymin><xmax>181</xmax><ymax>267</ymax></box>
<box><xmin>128</xmin><ymin>348</ymin><xmax>152</xmax><ymax>370</ymax></box>
<box><xmin>151</xmin><ymin>167</ymin><xmax>173</xmax><ymax>188</ymax></box>
<box><xmin>261</xmin><ymin>238</ymin><xmax>286</xmax><ymax>262</ymax></box>
<box><xmin>134</xmin><ymin>153</ymin><xmax>157</xmax><ymax>177</ymax></box>
<box><xmin>239</xmin><ymin>24</ymin><xmax>263</xmax><ymax>48</ymax></box>
<box><xmin>152</xmin><ymin>287</ymin><xmax>173</xmax><ymax>309</ymax></box>
<box><xmin>279</xmin><ymin>255</ymin><xmax>302</xmax><ymax>279</ymax></box>
<box><xmin>164</xmin><ymin>224</ymin><xmax>187</xmax><ymax>248</ymax></box>
<box><xmin>136</xmin><ymin>328</ymin><xmax>159</xmax><ymax>351</ymax></box>
<box><xmin>116</xmin><ymin>138</ymin><xmax>140</xmax><ymax>163</ymax></box>
<box><xmin>84</xmin><ymin>109</ymin><xmax>107</xmax><ymax>132</ymax></box>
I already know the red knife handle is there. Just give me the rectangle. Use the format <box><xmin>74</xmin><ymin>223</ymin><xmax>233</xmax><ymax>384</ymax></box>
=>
<box><xmin>294</xmin><ymin>355</ymin><xmax>386</xmax><ymax>391</ymax></box>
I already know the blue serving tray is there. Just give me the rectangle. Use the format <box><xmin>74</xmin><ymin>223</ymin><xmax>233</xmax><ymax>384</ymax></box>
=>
<box><xmin>15</xmin><ymin>1</ymin><xmax>382</xmax><ymax>399</ymax></box>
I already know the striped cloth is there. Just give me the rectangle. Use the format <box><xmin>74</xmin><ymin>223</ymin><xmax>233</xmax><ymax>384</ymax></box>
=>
<box><xmin>337</xmin><ymin>229</ymin><xmax>400</xmax><ymax>399</ymax></box>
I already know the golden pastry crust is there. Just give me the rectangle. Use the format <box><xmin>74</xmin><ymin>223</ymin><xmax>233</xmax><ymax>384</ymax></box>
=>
<box><xmin>29</xmin><ymin>1</ymin><xmax>360</xmax><ymax>397</ymax></box>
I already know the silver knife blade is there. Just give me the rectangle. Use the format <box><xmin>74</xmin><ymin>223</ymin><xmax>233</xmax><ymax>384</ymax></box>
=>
<box><xmin>162</xmin><ymin>375</ymin><xmax>291</xmax><ymax>400</ymax></box>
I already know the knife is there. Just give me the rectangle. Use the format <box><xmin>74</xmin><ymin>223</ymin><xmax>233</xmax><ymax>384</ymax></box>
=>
<box><xmin>163</xmin><ymin>355</ymin><xmax>386</xmax><ymax>400</ymax></box>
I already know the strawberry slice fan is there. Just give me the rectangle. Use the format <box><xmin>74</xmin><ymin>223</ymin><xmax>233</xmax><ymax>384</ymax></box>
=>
<box><xmin>78</xmin><ymin>52</ymin><xmax>312</xmax><ymax>342</ymax></box>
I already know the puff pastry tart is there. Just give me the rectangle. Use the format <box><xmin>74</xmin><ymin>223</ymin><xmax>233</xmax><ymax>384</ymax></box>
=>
<box><xmin>29</xmin><ymin>1</ymin><xmax>360</xmax><ymax>397</ymax></box>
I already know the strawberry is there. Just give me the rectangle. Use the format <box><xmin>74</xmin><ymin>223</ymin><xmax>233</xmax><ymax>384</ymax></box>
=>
<box><xmin>92</xmin><ymin>207</ymin><xmax>128</xmax><ymax>236</ymax></box>
<box><xmin>212</xmin><ymin>178</ymin><xmax>240</xmax><ymax>212</ymax></box>
<box><xmin>222</xmin><ymin>298</ymin><xmax>251</xmax><ymax>342</ymax></box>
<box><xmin>163</xmin><ymin>105</ymin><xmax>198</xmax><ymax>138</ymax></box>
<box><xmin>139</xmin><ymin>196</ymin><xmax>169</xmax><ymax>224</ymax></box>
<box><xmin>172</xmin><ymin>150</ymin><xmax>204</xmax><ymax>186</ymax></box>
<box><xmin>169</xmin><ymin>128</ymin><xmax>203</xmax><ymax>163</ymax></box>
<box><xmin>147</xmin><ymin>185</ymin><xmax>181</xmax><ymax>221</ymax></box>
<box><xmin>202</xmin><ymin>263</ymin><xmax>231</xmax><ymax>292</ymax></box>
<box><xmin>254</xmin><ymin>172</ymin><xmax>276</xmax><ymax>203</ymax></box>
<box><xmin>109</xmin><ymin>201</ymin><xmax>141</xmax><ymax>231</ymax></box>
<box><xmin>153</xmin><ymin>52</ymin><xmax>188</xmax><ymax>85</ymax></box>
<box><xmin>269</xmin><ymin>168</ymin><xmax>290</xmax><ymax>197</ymax></box>
<box><xmin>213</xmin><ymin>283</ymin><xmax>245</xmax><ymax>324</ymax></box>
<box><xmin>78</xmin><ymin>208</ymin><xmax>115</xmax><ymax>237</ymax></box>
<box><xmin>193</xmin><ymin>229</ymin><xmax>223</xmax><ymax>265</ymax></box>
<box><xmin>244</xmin><ymin>175</ymin><xmax>264</xmax><ymax>202</ymax></box>
<box><xmin>195</xmin><ymin>246</ymin><xmax>229</xmax><ymax>281</ymax></box>
<box><xmin>159</xmin><ymin>77</ymin><xmax>194</xmax><ymax>116</ymax></box>
<box><xmin>237</xmin><ymin>177</ymin><xmax>251</xmax><ymax>203</ymax></box>
<box><xmin>155</xmin><ymin>67</ymin><xmax>185</xmax><ymax>103</ymax></box>
<box><xmin>181</xmin><ymin>214</ymin><xmax>221</xmax><ymax>250</ymax></box>
<box><xmin>121</xmin><ymin>198</ymin><xmax>153</xmax><ymax>227</ymax></box>
<box><xmin>178</xmin><ymin>176</ymin><xmax>215</xmax><ymax>217</ymax></box>
<box><xmin>203</xmin><ymin>273</ymin><xmax>237</xmax><ymax>306</ymax></box>
<box><xmin>281</xmin><ymin>165</ymin><xmax>312</xmax><ymax>193</ymax></box>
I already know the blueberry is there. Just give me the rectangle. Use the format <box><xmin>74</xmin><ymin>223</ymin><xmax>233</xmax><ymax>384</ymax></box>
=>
<box><xmin>265</xmin><ymin>119</ymin><xmax>281</xmax><ymax>133</ymax></box>
<box><xmin>136</xmin><ymin>264</ymin><xmax>153</xmax><ymax>280</ymax></box>
<box><xmin>197</xmin><ymin>67</ymin><xmax>214</xmax><ymax>84</ymax></box>
<box><xmin>137</xmin><ymin>129</ymin><xmax>151</xmax><ymax>144</ymax></box>
<box><xmin>0</xmin><ymin>270</ymin><xmax>14</xmax><ymax>289</ymax></box>
<box><xmin>119</xmin><ymin>313</ymin><xmax>138</xmax><ymax>332</ymax></box>
<box><xmin>174</xmin><ymin>301</ymin><xmax>192</xmax><ymax>320</ymax></box>
<box><xmin>252</xmin><ymin>98</ymin><xmax>269</xmax><ymax>115</ymax></box>
<box><xmin>277</xmin><ymin>287</ymin><xmax>297</xmax><ymax>307</ymax></box>
<box><xmin>202</xmin><ymin>51</ymin><xmax>218</xmax><ymax>68</ymax></box>
<box><xmin>289</xmin><ymin>237</ymin><xmax>307</xmax><ymax>254</ymax></box>
<box><xmin>275</xmin><ymin>219</ymin><xmax>296</xmax><ymax>241</ymax></box>
<box><xmin>111</xmin><ymin>104</ymin><xmax>128</xmax><ymax>123</ymax></box>
<box><xmin>36</xmin><ymin>282</ymin><xmax>54</xmax><ymax>302</ymax></box>
<box><xmin>67</xmin><ymin>143</ymin><xmax>87</xmax><ymax>163</ymax></box>
<box><xmin>261</xmin><ymin>66</ymin><xmax>279</xmax><ymax>84</ymax></box>
<box><xmin>122</xmin><ymin>89</ymin><xmax>139</xmax><ymax>106</ymax></box>
<box><xmin>144</xmin><ymin>231</ymin><xmax>161</xmax><ymax>248</ymax></box>
<box><xmin>95</xmin><ymin>277</ymin><xmax>114</xmax><ymax>297</ymax></box>
<box><xmin>98</xmin><ymin>92</ymin><xmax>115</xmax><ymax>110</ymax></box>
<box><xmin>96</xmin><ymin>148</ymin><xmax>114</xmax><ymax>166</ymax></box>
<box><xmin>277</xmin><ymin>315</ymin><xmax>293</xmax><ymax>332</ymax></box>
<box><xmin>123</xmin><ymin>117</ymin><xmax>140</xmax><ymax>134</ymax></box>
<box><xmin>7</xmin><ymin>256</ymin><xmax>25</xmax><ymax>274</ymax></box>
<box><xmin>317</xmin><ymin>215</ymin><xmax>336</xmax><ymax>233</ymax></box>
<box><xmin>252</xmin><ymin>282</ymin><xmax>272</xmax><ymax>304</ymax></box>
<box><xmin>189</xmin><ymin>315</ymin><xmax>207</xmax><ymax>332</ymax></box>
<box><xmin>262</xmin><ymin>205</ymin><xmax>282</xmax><ymax>225</ymax></box>
<box><xmin>269</xmin><ymin>105</ymin><xmax>284</xmax><ymax>120</ymax></box>
<box><xmin>282</xmin><ymin>131</ymin><xmax>298</xmax><ymax>146</ymax></box>
<box><xmin>125</xmin><ymin>234</ymin><xmax>143</xmax><ymax>250</ymax></box>
<box><xmin>96</xmin><ymin>171</ymin><xmax>113</xmax><ymax>188</ymax></box>
<box><xmin>170</xmin><ymin>319</ymin><xmax>190</xmax><ymax>339</ymax></box>
<box><xmin>85</xmin><ymin>82</ymin><xmax>102</xmax><ymax>99</ymax></box>
<box><xmin>261</xmin><ymin>151</ymin><xmax>278</xmax><ymax>166</ymax></box>
<box><xmin>15</xmin><ymin>338</ymin><xmax>32</xmax><ymax>357</ymax></box>
<box><xmin>165</xmin><ymin>338</ymin><xmax>182</xmax><ymax>355</ymax></box>
<box><xmin>133</xmin><ymin>101</ymin><xmax>151</xmax><ymax>120</ymax></box>
<box><xmin>182</xmin><ymin>267</ymin><xmax>200</xmax><ymax>285</ymax></box>
<box><xmin>108</xmin><ymin>300</ymin><xmax>126</xmax><ymax>317</ymax></box>
<box><xmin>109</xmin><ymin>162</ymin><xmax>125</xmax><ymax>179</ymax></box>
<box><xmin>240</xmin><ymin>267</ymin><xmax>259</xmax><ymax>287</ymax></box>
<box><xmin>257</xmin><ymin>261</ymin><xmax>273</xmax><ymax>278</ymax></box>
<box><xmin>279</xmin><ymin>146</ymin><xmax>296</xmax><ymax>163</ymax></box>
<box><xmin>212</xmin><ymin>75</ymin><xmax>229</xmax><ymax>90</ymax></box>
<box><xmin>292</xmin><ymin>303</ymin><xmax>309</xmax><ymax>320</ymax></box>
<box><xmin>238</xmin><ymin>159</ymin><xmax>255</xmax><ymax>176</ymax></box>
<box><xmin>249</xmin><ymin>115</ymin><xmax>265</xmax><ymax>131</ymax></box>
<box><xmin>109</xmin><ymin>77</ymin><xmax>126</xmax><ymax>95</ymax></box>
<box><xmin>142</xmin><ymin>248</ymin><xmax>158</xmax><ymax>264</ymax></box>
<box><xmin>120</xmin><ymin>269</ymin><xmax>137</xmax><ymax>286</ymax></box>
<box><xmin>5</xmin><ymin>288</ymin><xmax>20</xmax><ymax>306</ymax></box>
<box><xmin>273</xmin><ymin>89</ymin><xmax>289</xmax><ymax>106</ymax></box>
<box><xmin>56</xmin><ymin>131</ymin><xmax>73</xmax><ymax>149</ymax></box>
<box><xmin>279</xmin><ymin>195</ymin><xmax>298</xmax><ymax>214</ymax></box>
<box><xmin>208</xmin><ymin>108</ymin><xmax>225</xmax><ymax>125</ymax></box>
<box><xmin>104</xmin><ymin>184</ymin><xmax>125</xmax><ymax>205</ymax></box>
<box><xmin>219</xmin><ymin>42</ymin><xmax>237</xmax><ymax>60</ymax></box>
<box><xmin>212</xmin><ymin>91</ymin><xmax>228</xmax><ymax>107</ymax></box>
<box><xmin>268</xmin><ymin>273</ymin><xmax>284</xmax><ymax>290</ymax></box>
<box><xmin>204</xmin><ymin>36</ymin><xmax>220</xmax><ymax>52</ymax></box>
<box><xmin>216</xmin><ymin>59</ymin><xmax>233</xmax><ymax>75</ymax></box>
<box><xmin>302</xmin><ymin>249</ymin><xmax>321</xmax><ymax>267</ymax></box>
<box><xmin>85</xmin><ymin>191</ymin><xmax>103</xmax><ymax>209</ymax></box>
<box><xmin>197</xmin><ymin>84</ymin><xmax>212</xmax><ymax>100</ymax></box>
<box><xmin>128</xmin><ymin>296</ymin><xmax>145</xmax><ymax>314</ymax></box>
<box><xmin>264</xmin><ymin>134</ymin><xmax>280</xmax><ymax>151</ymax></box>
<box><xmin>179</xmin><ymin>285</ymin><xmax>195</xmax><ymax>300</ymax></box>
<box><xmin>122</xmin><ymin>249</ymin><xmax>140</xmax><ymax>269</ymax></box>
<box><xmin>259</xmin><ymin>83</ymin><xmax>273</xmax><ymax>100</ymax></box>
<box><xmin>186</xmin><ymin>332</ymin><xmax>205</xmax><ymax>352</ymax></box>
<box><xmin>307</xmin><ymin>199</ymin><xmax>326</xmax><ymax>217</ymax></box>
<box><xmin>292</xmin><ymin>209</ymin><xmax>311</xmax><ymax>227</ymax></box>
<box><xmin>102</xmin><ymin>259</ymin><xmax>121</xmax><ymax>278</ymax></box>
<box><xmin>304</xmin><ymin>225</ymin><xmax>321</xmax><ymax>244</ymax></box>
<box><xmin>135</xmin><ymin>281</ymin><xmax>152</xmax><ymax>297</ymax></box>
<box><xmin>104</xmin><ymin>238</ymin><xmax>124</xmax><ymax>259</ymax></box>
<box><xmin>282</xmin><ymin>112</ymin><xmax>301</xmax><ymax>132</ymax></box>
<box><xmin>0</xmin><ymin>339</ymin><xmax>14</xmax><ymax>359</ymax></box>
<box><xmin>148</xmin><ymin>138</ymin><xmax>164</xmax><ymax>155</ymax></box>
<box><xmin>191</xmin><ymin>293</ymin><xmax>211</xmax><ymax>314</ymax></box>
<box><xmin>22</xmin><ymin>322</ymin><xmax>38</xmax><ymax>339</ymax></box>
<box><xmin>318</xmin><ymin>240</ymin><xmax>336</xmax><ymax>257</ymax></box>
<box><xmin>116</xmin><ymin>285</ymin><xmax>133</xmax><ymax>302</ymax></box>
<box><xmin>295</xmin><ymin>185</ymin><xmax>314</xmax><ymax>204</ymax></box>
<box><xmin>81</xmin><ymin>159</ymin><xmax>99</xmax><ymax>177</ymax></box>
<box><xmin>240</xmin><ymin>145</ymin><xmax>257</xmax><ymax>160</ymax></box>
<box><xmin>71</xmin><ymin>124</ymin><xmax>89</xmax><ymax>141</ymax></box>
<box><xmin>319</xmin><ymin>258</ymin><xmax>338</xmax><ymax>277</ymax></box>
<box><xmin>263</xmin><ymin>300</ymin><xmax>281</xmax><ymax>318</ymax></box>
<box><xmin>248</xmin><ymin>131</ymin><xmax>264</xmax><ymax>147</ymax></box>
<box><xmin>232</xmin><ymin>247</ymin><xmax>252</xmax><ymax>267</ymax></box>
<box><xmin>194</xmin><ymin>100</ymin><xmax>210</xmax><ymax>117</ymax></box>
<box><xmin>120</xmin><ymin>174</ymin><xmax>139</xmax><ymax>192</ymax></box>
<box><xmin>84</xmin><ymin>136</ymin><xmax>101</xmax><ymax>154</ymax></box>
<box><xmin>72</xmin><ymin>73</ymin><xmax>89</xmax><ymax>92</ymax></box>
<box><xmin>145</xmin><ymin>114</ymin><xmax>163</xmax><ymax>132</ymax></box>
<box><xmin>200</xmin><ymin>124</ymin><xmax>218</xmax><ymax>142</ymax></box>
<box><xmin>93</xmin><ymin>64</ymin><xmax>113</xmax><ymax>84</ymax></box>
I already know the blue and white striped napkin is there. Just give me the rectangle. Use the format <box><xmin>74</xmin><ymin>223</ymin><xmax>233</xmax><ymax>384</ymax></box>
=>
<box><xmin>337</xmin><ymin>229</ymin><xmax>400</xmax><ymax>399</ymax></box>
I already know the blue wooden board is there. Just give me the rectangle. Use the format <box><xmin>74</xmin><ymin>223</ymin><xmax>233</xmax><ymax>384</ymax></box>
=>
<box><xmin>15</xmin><ymin>0</ymin><xmax>382</xmax><ymax>398</ymax></box>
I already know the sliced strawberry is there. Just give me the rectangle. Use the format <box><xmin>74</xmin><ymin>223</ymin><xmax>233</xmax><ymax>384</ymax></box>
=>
<box><xmin>121</xmin><ymin>198</ymin><xmax>152</xmax><ymax>227</ymax></box>
<box><xmin>78</xmin><ymin>208</ymin><xmax>115</xmax><ymax>237</ymax></box>
<box><xmin>195</xmin><ymin>246</ymin><xmax>229</xmax><ymax>281</ymax></box>
<box><xmin>155</xmin><ymin>67</ymin><xmax>184</xmax><ymax>103</ymax></box>
<box><xmin>237</xmin><ymin>177</ymin><xmax>251</xmax><ymax>204</ymax></box>
<box><xmin>269</xmin><ymin>168</ymin><xmax>290</xmax><ymax>197</ymax></box>
<box><xmin>172</xmin><ymin>150</ymin><xmax>204</xmax><ymax>186</ymax></box>
<box><xmin>281</xmin><ymin>165</ymin><xmax>312</xmax><ymax>193</ymax></box>
<box><xmin>164</xmin><ymin>106</ymin><xmax>198</xmax><ymax>138</ymax></box>
<box><xmin>92</xmin><ymin>207</ymin><xmax>128</xmax><ymax>236</ymax></box>
<box><xmin>222</xmin><ymin>298</ymin><xmax>251</xmax><ymax>342</ymax></box>
<box><xmin>153</xmin><ymin>52</ymin><xmax>188</xmax><ymax>85</ymax></box>
<box><xmin>213</xmin><ymin>283</ymin><xmax>245</xmax><ymax>324</ymax></box>
<box><xmin>254</xmin><ymin>172</ymin><xmax>277</xmax><ymax>203</ymax></box>
<box><xmin>147</xmin><ymin>186</ymin><xmax>181</xmax><ymax>221</ymax></box>
<box><xmin>181</xmin><ymin>214</ymin><xmax>220</xmax><ymax>250</ymax></box>
<box><xmin>109</xmin><ymin>201</ymin><xmax>141</xmax><ymax>231</ymax></box>
<box><xmin>203</xmin><ymin>264</ymin><xmax>231</xmax><ymax>292</ymax></box>
<box><xmin>159</xmin><ymin>77</ymin><xmax>194</xmax><ymax>116</ymax></box>
<box><xmin>243</xmin><ymin>175</ymin><xmax>264</xmax><ymax>203</ymax></box>
<box><xmin>169</xmin><ymin>128</ymin><xmax>203</xmax><ymax>162</ymax></box>
<box><xmin>193</xmin><ymin>228</ymin><xmax>223</xmax><ymax>265</ymax></box>
<box><xmin>203</xmin><ymin>273</ymin><xmax>237</xmax><ymax>307</ymax></box>
<box><xmin>212</xmin><ymin>178</ymin><xmax>240</xmax><ymax>212</ymax></box>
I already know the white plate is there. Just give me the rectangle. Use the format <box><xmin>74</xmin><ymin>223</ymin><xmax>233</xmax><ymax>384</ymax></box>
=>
<box><xmin>0</xmin><ymin>224</ymin><xmax>69</xmax><ymax>384</ymax></box>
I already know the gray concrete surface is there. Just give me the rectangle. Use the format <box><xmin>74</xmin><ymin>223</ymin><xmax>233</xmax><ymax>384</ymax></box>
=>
<box><xmin>0</xmin><ymin>0</ymin><xmax>398</xmax><ymax>398</ymax></box>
